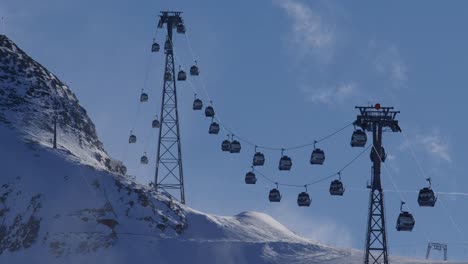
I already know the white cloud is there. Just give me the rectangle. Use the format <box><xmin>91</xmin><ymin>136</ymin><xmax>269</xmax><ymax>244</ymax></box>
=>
<box><xmin>301</xmin><ymin>82</ymin><xmax>357</xmax><ymax>104</ymax></box>
<box><xmin>386</xmin><ymin>154</ymin><xmax>396</xmax><ymax>161</ymax></box>
<box><xmin>418</xmin><ymin>134</ymin><xmax>451</xmax><ymax>163</ymax></box>
<box><xmin>275</xmin><ymin>0</ymin><xmax>335</xmax><ymax>60</ymax></box>
<box><xmin>401</xmin><ymin>130</ymin><xmax>451</xmax><ymax>163</ymax></box>
<box><xmin>392</xmin><ymin>61</ymin><xmax>407</xmax><ymax>82</ymax></box>
<box><xmin>373</xmin><ymin>45</ymin><xmax>408</xmax><ymax>87</ymax></box>
<box><xmin>384</xmin><ymin>153</ymin><xmax>401</xmax><ymax>174</ymax></box>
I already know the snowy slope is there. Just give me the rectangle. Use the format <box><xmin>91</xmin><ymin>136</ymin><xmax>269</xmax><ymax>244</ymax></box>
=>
<box><xmin>0</xmin><ymin>34</ymin><xmax>125</xmax><ymax>174</ymax></box>
<box><xmin>1</xmin><ymin>126</ymin><xmax>465</xmax><ymax>264</ymax></box>
<box><xmin>1</xmin><ymin>34</ymin><xmax>466</xmax><ymax>264</ymax></box>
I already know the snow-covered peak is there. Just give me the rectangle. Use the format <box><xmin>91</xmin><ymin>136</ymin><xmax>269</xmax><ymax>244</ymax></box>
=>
<box><xmin>2</xmin><ymin>127</ymin><xmax>459</xmax><ymax>263</ymax></box>
<box><xmin>181</xmin><ymin>209</ymin><xmax>309</xmax><ymax>243</ymax></box>
<box><xmin>0</xmin><ymin>34</ymin><xmax>125</xmax><ymax>174</ymax></box>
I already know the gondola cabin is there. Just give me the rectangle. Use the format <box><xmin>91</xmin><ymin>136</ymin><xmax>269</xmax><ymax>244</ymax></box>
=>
<box><xmin>177</xmin><ymin>70</ymin><xmax>187</xmax><ymax>81</ymax></box>
<box><xmin>245</xmin><ymin>172</ymin><xmax>257</xmax><ymax>184</ymax></box>
<box><xmin>396</xmin><ymin>212</ymin><xmax>415</xmax><ymax>231</ymax></box>
<box><xmin>297</xmin><ymin>192</ymin><xmax>311</xmax><ymax>207</ymax></box>
<box><xmin>351</xmin><ymin>130</ymin><xmax>367</xmax><ymax>147</ymax></box>
<box><xmin>140</xmin><ymin>92</ymin><xmax>149</xmax><ymax>102</ymax></box>
<box><xmin>140</xmin><ymin>154</ymin><xmax>149</xmax><ymax>165</ymax></box>
<box><xmin>190</xmin><ymin>64</ymin><xmax>200</xmax><ymax>76</ymax></box>
<box><xmin>193</xmin><ymin>99</ymin><xmax>203</xmax><ymax>110</ymax></box>
<box><xmin>253</xmin><ymin>152</ymin><xmax>265</xmax><ymax>166</ymax></box>
<box><xmin>329</xmin><ymin>180</ymin><xmax>345</xmax><ymax>196</ymax></box>
<box><xmin>269</xmin><ymin>189</ymin><xmax>282</xmax><ymax>202</ymax></box>
<box><xmin>310</xmin><ymin>149</ymin><xmax>325</xmax><ymax>165</ymax></box>
<box><xmin>230</xmin><ymin>140</ymin><xmax>241</xmax><ymax>153</ymax></box>
<box><xmin>129</xmin><ymin>134</ymin><xmax>137</xmax><ymax>144</ymax></box>
<box><xmin>209</xmin><ymin>122</ymin><xmax>220</xmax><ymax>134</ymax></box>
<box><xmin>221</xmin><ymin>140</ymin><xmax>231</xmax><ymax>152</ymax></box>
<box><xmin>205</xmin><ymin>106</ymin><xmax>215</xmax><ymax>117</ymax></box>
<box><xmin>152</xmin><ymin>119</ymin><xmax>160</xmax><ymax>128</ymax></box>
<box><xmin>177</xmin><ymin>23</ymin><xmax>186</xmax><ymax>34</ymax></box>
<box><xmin>418</xmin><ymin>188</ymin><xmax>437</xmax><ymax>207</ymax></box>
<box><xmin>279</xmin><ymin>156</ymin><xmax>292</xmax><ymax>171</ymax></box>
<box><xmin>151</xmin><ymin>42</ymin><xmax>160</xmax><ymax>52</ymax></box>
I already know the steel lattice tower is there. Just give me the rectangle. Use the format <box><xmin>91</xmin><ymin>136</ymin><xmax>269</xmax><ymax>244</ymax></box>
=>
<box><xmin>426</xmin><ymin>242</ymin><xmax>448</xmax><ymax>261</ymax></box>
<box><xmin>354</xmin><ymin>104</ymin><xmax>401</xmax><ymax>264</ymax></box>
<box><xmin>155</xmin><ymin>11</ymin><xmax>185</xmax><ymax>204</ymax></box>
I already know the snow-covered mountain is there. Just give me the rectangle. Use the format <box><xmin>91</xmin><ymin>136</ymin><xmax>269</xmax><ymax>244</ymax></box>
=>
<box><xmin>0</xmin><ymin>34</ymin><xmax>465</xmax><ymax>264</ymax></box>
<box><xmin>0</xmin><ymin>34</ymin><xmax>125</xmax><ymax>174</ymax></box>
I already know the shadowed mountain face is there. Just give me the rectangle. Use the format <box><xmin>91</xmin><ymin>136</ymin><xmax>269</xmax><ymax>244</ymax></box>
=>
<box><xmin>0</xmin><ymin>34</ymin><xmax>125</xmax><ymax>173</ymax></box>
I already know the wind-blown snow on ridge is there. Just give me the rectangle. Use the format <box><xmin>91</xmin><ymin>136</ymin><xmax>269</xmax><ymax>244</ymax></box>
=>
<box><xmin>182</xmin><ymin>210</ymin><xmax>310</xmax><ymax>243</ymax></box>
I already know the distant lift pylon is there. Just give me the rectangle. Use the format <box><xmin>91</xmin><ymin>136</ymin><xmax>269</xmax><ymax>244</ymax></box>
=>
<box><xmin>154</xmin><ymin>11</ymin><xmax>187</xmax><ymax>204</ymax></box>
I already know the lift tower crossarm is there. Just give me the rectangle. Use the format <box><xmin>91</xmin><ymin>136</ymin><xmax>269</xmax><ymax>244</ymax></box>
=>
<box><xmin>354</xmin><ymin>106</ymin><xmax>401</xmax><ymax>133</ymax></box>
<box><xmin>357</xmin><ymin>103</ymin><xmax>401</xmax><ymax>264</ymax></box>
<box><xmin>158</xmin><ymin>11</ymin><xmax>183</xmax><ymax>29</ymax></box>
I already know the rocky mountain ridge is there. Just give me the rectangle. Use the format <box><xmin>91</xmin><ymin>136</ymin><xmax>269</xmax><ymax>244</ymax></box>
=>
<box><xmin>0</xmin><ymin>34</ymin><xmax>124</xmax><ymax>174</ymax></box>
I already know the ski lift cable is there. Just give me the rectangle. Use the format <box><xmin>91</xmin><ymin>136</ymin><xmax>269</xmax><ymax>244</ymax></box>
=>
<box><xmin>124</xmin><ymin>28</ymin><xmax>161</xmax><ymax>162</ymax></box>
<box><xmin>129</xmin><ymin>40</ymin><xmax>156</xmax><ymax>131</ymax></box>
<box><xmin>372</xmin><ymin>145</ymin><xmax>409</xmax><ymax>206</ymax></box>
<box><xmin>168</xmin><ymin>37</ymin><xmax>199</xmax><ymax>95</ymax></box>
<box><xmin>304</xmin><ymin>144</ymin><xmax>371</xmax><ymax>186</ymax></box>
<box><xmin>175</xmin><ymin>58</ymin><xmax>198</xmax><ymax>95</ymax></box>
<box><xmin>374</xmin><ymin>145</ymin><xmax>432</xmax><ymax>247</ymax></box>
<box><xmin>184</xmin><ymin>32</ymin><xmax>199</xmax><ymax>68</ymax></box>
<box><xmin>252</xmin><ymin>145</ymin><xmax>371</xmax><ymax>188</ymax></box>
<box><xmin>182</xmin><ymin>40</ymin><xmax>212</xmax><ymax>104</ymax></box>
<box><xmin>437</xmin><ymin>196</ymin><xmax>468</xmax><ymax>253</ymax></box>
<box><xmin>142</xmin><ymin>41</ymin><xmax>155</xmax><ymax>92</ymax></box>
<box><xmin>198</xmin><ymin>68</ymin><xmax>214</xmax><ymax>109</ymax></box>
<box><xmin>183</xmin><ymin>32</ymin><xmax>220</xmax><ymax>104</ymax></box>
<box><xmin>437</xmin><ymin>197</ymin><xmax>468</xmax><ymax>250</ymax></box>
<box><xmin>129</xmin><ymin>33</ymin><xmax>162</xmax><ymax>131</ymax></box>
<box><xmin>376</xmin><ymin>145</ymin><xmax>432</xmax><ymax>243</ymax></box>
<box><xmin>379</xmin><ymin>153</ymin><xmax>468</xmax><ymax>246</ymax></box>
<box><xmin>123</xmin><ymin>103</ymin><xmax>142</xmax><ymax>165</ymax></box>
<box><xmin>136</xmin><ymin>27</ymin><xmax>160</xmax><ymax>112</ymax></box>
<box><xmin>136</xmin><ymin>25</ymin><xmax>158</xmax><ymax>96</ymax></box>
<box><xmin>400</xmin><ymin>129</ymin><xmax>468</xmax><ymax>241</ymax></box>
<box><xmin>214</xmin><ymin>118</ymin><xmax>353</xmax><ymax>151</ymax></box>
<box><xmin>184</xmin><ymin>31</ymin><xmax>353</xmax><ymax>151</ymax></box>
<box><xmin>185</xmin><ymin>30</ymin><xmax>460</xmax><ymax>238</ymax></box>
<box><xmin>436</xmin><ymin>191</ymin><xmax>468</xmax><ymax>197</ymax></box>
<box><xmin>143</xmin><ymin>127</ymin><xmax>156</xmax><ymax>153</ymax></box>
<box><xmin>376</xmin><ymin>189</ymin><xmax>468</xmax><ymax>197</ymax></box>
<box><xmin>130</xmin><ymin>104</ymin><xmax>142</xmax><ymax>131</ymax></box>
<box><xmin>437</xmin><ymin>197</ymin><xmax>465</xmax><ymax>237</ymax></box>
<box><xmin>169</xmin><ymin>36</ymin><xmax>204</xmax><ymax>101</ymax></box>
<box><xmin>400</xmin><ymin>129</ymin><xmax>430</xmax><ymax>182</ymax></box>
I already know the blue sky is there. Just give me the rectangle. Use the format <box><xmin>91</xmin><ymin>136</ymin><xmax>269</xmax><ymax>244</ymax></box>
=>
<box><xmin>2</xmin><ymin>0</ymin><xmax>468</xmax><ymax>260</ymax></box>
